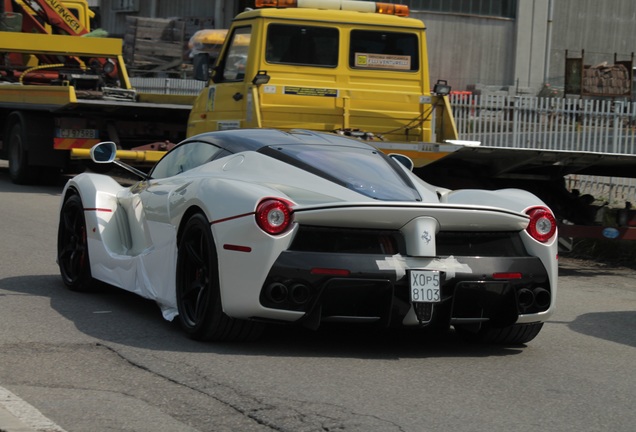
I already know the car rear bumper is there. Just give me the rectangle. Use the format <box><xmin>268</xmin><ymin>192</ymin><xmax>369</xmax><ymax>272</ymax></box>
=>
<box><xmin>258</xmin><ymin>251</ymin><xmax>552</xmax><ymax>329</ymax></box>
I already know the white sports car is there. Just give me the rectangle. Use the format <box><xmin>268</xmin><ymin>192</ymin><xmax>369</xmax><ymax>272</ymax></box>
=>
<box><xmin>57</xmin><ymin>129</ymin><xmax>558</xmax><ymax>344</ymax></box>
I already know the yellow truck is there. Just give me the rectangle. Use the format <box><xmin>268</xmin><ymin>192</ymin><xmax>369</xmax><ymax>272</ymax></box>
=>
<box><xmin>0</xmin><ymin>0</ymin><xmax>195</xmax><ymax>183</ymax></box>
<box><xmin>1</xmin><ymin>0</ymin><xmax>459</xmax><ymax>184</ymax></box>
<box><xmin>187</xmin><ymin>0</ymin><xmax>460</xmax><ymax>167</ymax></box>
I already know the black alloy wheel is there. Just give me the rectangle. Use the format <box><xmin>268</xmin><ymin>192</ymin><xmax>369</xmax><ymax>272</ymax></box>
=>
<box><xmin>176</xmin><ymin>213</ymin><xmax>264</xmax><ymax>342</ymax></box>
<box><xmin>57</xmin><ymin>193</ymin><xmax>93</xmax><ymax>291</ymax></box>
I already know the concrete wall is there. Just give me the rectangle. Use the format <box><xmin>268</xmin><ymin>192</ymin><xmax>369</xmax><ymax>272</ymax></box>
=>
<box><xmin>414</xmin><ymin>0</ymin><xmax>553</xmax><ymax>95</ymax></box>
<box><xmin>420</xmin><ymin>0</ymin><xmax>636</xmax><ymax>94</ymax></box>
<box><xmin>513</xmin><ymin>0</ymin><xmax>549</xmax><ymax>92</ymax></box>
<box><xmin>413</xmin><ymin>12</ymin><xmax>516</xmax><ymax>93</ymax></box>
<box><xmin>548</xmin><ymin>0</ymin><xmax>636</xmax><ymax>87</ymax></box>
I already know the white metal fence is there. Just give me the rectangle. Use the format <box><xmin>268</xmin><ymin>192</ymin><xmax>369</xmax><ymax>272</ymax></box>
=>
<box><xmin>121</xmin><ymin>85</ymin><xmax>636</xmax><ymax>205</ymax></box>
<box><xmin>451</xmin><ymin>94</ymin><xmax>636</xmax><ymax>206</ymax></box>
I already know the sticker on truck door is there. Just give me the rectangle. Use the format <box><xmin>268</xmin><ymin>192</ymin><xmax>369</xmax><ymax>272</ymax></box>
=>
<box><xmin>284</xmin><ymin>87</ymin><xmax>338</xmax><ymax>97</ymax></box>
<box><xmin>217</xmin><ymin>121</ymin><xmax>240</xmax><ymax>130</ymax></box>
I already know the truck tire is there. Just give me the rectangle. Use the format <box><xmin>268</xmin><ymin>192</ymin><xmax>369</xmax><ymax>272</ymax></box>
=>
<box><xmin>7</xmin><ymin>121</ymin><xmax>36</xmax><ymax>185</ymax></box>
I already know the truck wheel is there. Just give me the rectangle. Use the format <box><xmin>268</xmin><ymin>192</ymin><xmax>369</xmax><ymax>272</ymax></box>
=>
<box><xmin>57</xmin><ymin>193</ymin><xmax>94</xmax><ymax>291</ymax></box>
<box><xmin>176</xmin><ymin>213</ymin><xmax>264</xmax><ymax>342</ymax></box>
<box><xmin>455</xmin><ymin>322</ymin><xmax>544</xmax><ymax>345</ymax></box>
<box><xmin>7</xmin><ymin>121</ymin><xmax>36</xmax><ymax>184</ymax></box>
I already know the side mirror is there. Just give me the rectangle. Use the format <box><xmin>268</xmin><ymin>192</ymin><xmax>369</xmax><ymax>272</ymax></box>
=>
<box><xmin>389</xmin><ymin>153</ymin><xmax>414</xmax><ymax>171</ymax></box>
<box><xmin>192</xmin><ymin>53</ymin><xmax>211</xmax><ymax>81</ymax></box>
<box><xmin>90</xmin><ymin>141</ymin><xmax>117</xmax><ymax>163</ymax></box>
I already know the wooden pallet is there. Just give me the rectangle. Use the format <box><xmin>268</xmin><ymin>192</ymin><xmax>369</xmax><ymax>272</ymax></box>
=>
<box><xmin>123</xmin><ymin>16</ymin><xmax>214</xmax><ymax>75</ymax></box>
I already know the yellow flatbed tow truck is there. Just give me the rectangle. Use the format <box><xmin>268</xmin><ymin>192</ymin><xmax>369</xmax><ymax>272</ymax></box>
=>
<box><xmin>0</xmin><ymin>0</ymin><xmax>195</xmax><ymax>183</ymax></box>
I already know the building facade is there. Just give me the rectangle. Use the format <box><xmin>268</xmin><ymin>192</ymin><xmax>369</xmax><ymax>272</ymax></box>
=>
<box><xmin>94</xmin><ymin>0</ymin><xmax>636</xmax><ymax>95</ymax></box>
<box><xmin>404</xmin><ymin>0</ymin><xmax>636</xmax><ymax>95</ymax></box>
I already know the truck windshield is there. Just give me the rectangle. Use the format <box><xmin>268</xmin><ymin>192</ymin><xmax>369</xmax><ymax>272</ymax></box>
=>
<box><xmin>261</xmin><ymin>144</ymin><xmax>421</xmax><ymax>201</ymax></box>
<box><xmin>266</xmin><ymin>24</ymin><xmax>338</xmax><ymax>67</ymax></box>
<box><xmin>350</xmin><ymin>30</ymin><xmax>419</xmax><ymax>72</ymax></box>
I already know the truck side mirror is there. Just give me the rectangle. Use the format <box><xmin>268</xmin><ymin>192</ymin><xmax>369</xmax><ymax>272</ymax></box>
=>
<box><xmin>252</xmin><ymin>70</ymin><xmax>270</xmax><ymax>85</ymax></box>
<box><xmin>192</xmin><ymin>53</ymin><xmax>211</xmax><ymax>81</ymax></box>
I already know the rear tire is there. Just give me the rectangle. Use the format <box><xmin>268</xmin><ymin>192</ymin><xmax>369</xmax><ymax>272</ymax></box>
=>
<box><xmin>455</xmin><ymin>322</ymin><xmax>544</xmax><ymax>345</ymax></box>
<box><xmin>176</xmin><ymin>213</ymin><xmax>264</xmax><ymax>342</ymax></box>
<box><xmin>57</xmin><ymin>193</ymin><xmax>94</xmax><ymax>291</ymax></box>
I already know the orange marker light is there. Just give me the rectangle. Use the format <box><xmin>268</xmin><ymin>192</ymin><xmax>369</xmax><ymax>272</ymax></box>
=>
<box><xmin>376</xmin><ymin>2</ymin><xmax>410</xmax><ymax>16</ymax></box>
<box><xmin>255</xmin><ymin>0</ymin><xmax>410</xmax><ymax>16</ymax></box>
<box><xmin>255</xmin><ymin>0</ymin><xmax>297</xmax><ymax>7</ymax></box>
<box><xmin>393</xmin><ymin>5</ymin><xmax>410</xmax><ymax>16</ymax></box>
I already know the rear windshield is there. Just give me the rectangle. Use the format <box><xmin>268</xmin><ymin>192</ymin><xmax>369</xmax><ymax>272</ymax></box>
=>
<box><xmin>264</xmin><ymin>25</ymin><xmax>419</xmax><ymax>72</ymax></box>
<box><xmin>266</xmin><ymin>24</ymin><xmax>339</xmax><ymax>67</ymax></box>
<box><xmin>261</xmin><ymin>144</ymin><xmax>421</xmax><ymax>201</ymax></box>
<box><xmin>350</xmin><ymin>30</ymin><xmax>419</xmax><ymax>72</ymax></box>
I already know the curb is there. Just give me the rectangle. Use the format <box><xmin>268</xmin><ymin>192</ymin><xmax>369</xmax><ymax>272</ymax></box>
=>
<box><xmin>0</xmin><ymin>405</ymin><xmax>36</xmax><ymax>432</ymax></box>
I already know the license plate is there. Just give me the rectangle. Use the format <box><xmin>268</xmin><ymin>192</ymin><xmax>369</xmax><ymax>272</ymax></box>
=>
<box><xmin>410</xmin><ymin>270</ymin><xmax>441</xmax><ymax>303</ymax></box>
<box><xmin>56</xmin><ymin>128</ymin><xmax>99</xmax><ymax>139</ymax></box>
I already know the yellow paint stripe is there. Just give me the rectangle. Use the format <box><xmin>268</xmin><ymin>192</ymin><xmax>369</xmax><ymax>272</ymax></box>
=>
<box><xmin>54</xmin><ymin>138</ymin><xmax>100</xmax><ymax>149</ymax></box>
<box><xmin>0</xmin><ymin>85</ymin><xmax>76</xmax><ymax>105</ymax></box>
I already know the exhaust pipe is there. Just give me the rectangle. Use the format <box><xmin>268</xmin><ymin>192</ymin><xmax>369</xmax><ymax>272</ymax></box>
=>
<box><xmin>265</xmin><ymin>282</ymin><xmax>288</xmax><ymax>304</ymax></box>
<box><xmin>290</xmin><ymin>283</ymin><xmax>311</xmax><ymax>305</ymax></box>
<box><xmin>533</xmin><ymin>288</ymin><xmax>551</xmax><ymax>309</ymax></box>
<box><xmin>517</xmin><ymin>288</ymin><xmax>535</xmax><ymax>311</ymax></box>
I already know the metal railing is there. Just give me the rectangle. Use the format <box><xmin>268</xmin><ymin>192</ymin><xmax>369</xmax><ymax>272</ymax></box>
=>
<box><xmin>451</xmin><ymin>94</ymin><xmax>636</xmax><ymax>205</ymax></box>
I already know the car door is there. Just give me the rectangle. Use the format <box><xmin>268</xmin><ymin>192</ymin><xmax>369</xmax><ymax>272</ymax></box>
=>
<box><xmin>130</xmin><ymin>141</ymin><xmax>225</xmax><ymax>306</ymax></box>
<box><xmin>140</xmin><ymin>140</ymin><xmax>225</xmax><ymax>224</ymax></box>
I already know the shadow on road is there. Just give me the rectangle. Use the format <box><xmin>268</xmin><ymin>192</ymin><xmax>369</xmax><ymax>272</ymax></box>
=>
<box><xmin>0</xmin><ymin>165</ymin><xmax>69</xmax><ymax>195</ymax></box>
<box><xmin>0</xmin><ymin>274</ymin><xmax>528</xmax><ymax>359</ymax></box>
<box><xmin>567</xmin><ymin>311</ymin><xmax>636</xmax><ymax>348</ymax></box>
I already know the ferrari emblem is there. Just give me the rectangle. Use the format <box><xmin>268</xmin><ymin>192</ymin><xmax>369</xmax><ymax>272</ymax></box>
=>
<box><xmin>421</xmin><ymin>231</ymin><xmax>432</xmax><ymax>244</ymax></box>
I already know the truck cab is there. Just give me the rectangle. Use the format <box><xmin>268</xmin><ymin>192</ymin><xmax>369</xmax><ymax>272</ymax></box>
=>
<box><xmin>187</xmin><ymin>0</ymin><xmax>458</xmax><ymax>166</ymax></box>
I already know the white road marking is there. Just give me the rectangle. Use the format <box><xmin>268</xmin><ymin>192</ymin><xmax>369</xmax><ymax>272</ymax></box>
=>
<box><xmin>0</xmin><ymin>386</ymin><xmax>67</xmax><ymax>432</ymax></box>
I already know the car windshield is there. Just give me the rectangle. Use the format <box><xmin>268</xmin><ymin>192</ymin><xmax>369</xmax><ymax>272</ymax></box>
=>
<box><xmin>261</xmin><ymin>144</ymin><xmax>421</xmax><ymax>201</ymax></box>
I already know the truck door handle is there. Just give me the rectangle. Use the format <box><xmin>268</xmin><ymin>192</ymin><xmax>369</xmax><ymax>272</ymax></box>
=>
<box><xmin>233</xmin><ymin>92</ymin><xmax>243</xmax><ymax>101</ymax></box>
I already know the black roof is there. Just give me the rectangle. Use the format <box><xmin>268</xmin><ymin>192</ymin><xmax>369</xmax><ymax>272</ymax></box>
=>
<box><xmin>182</xmin><ymin>129</ymin><xmax>376</xmax><ymax>154</ymax></box>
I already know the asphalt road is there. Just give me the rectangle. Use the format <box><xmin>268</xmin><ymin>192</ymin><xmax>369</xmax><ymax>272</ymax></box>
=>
<box><xmin>0</xmin><ymin>162</ymin><xmax>635</xmax><ymax>432</ymax></box>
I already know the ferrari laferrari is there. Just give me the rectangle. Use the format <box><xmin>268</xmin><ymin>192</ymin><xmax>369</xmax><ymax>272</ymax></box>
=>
<box><xmin>57</xmin><ymin>129</ymin><xmax>558</xmax><ymax>344</ymax></box>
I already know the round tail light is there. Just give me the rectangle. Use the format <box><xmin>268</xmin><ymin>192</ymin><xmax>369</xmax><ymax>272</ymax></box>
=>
<box><xmin>255</xmin><ymin>199</ymin><xmax>293</xmax><ymax>235</ymax></box>
<box><xmin>526</xmin><ymin>206</ymin><xmax>556</xmax><ymax>242</ymax></box>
